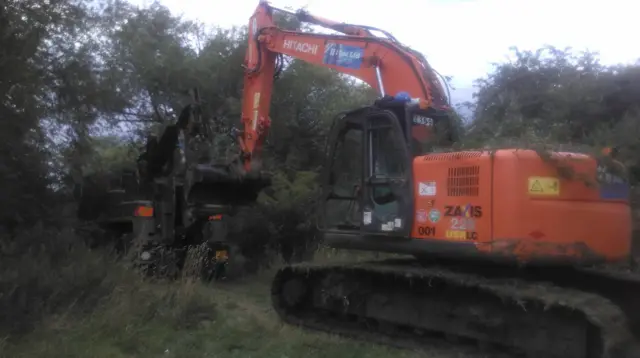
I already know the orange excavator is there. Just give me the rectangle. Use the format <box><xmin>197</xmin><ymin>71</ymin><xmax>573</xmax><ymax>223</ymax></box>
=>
<box><xmin>230</xmin><ymin>2</ymin><xmax>640</xmax><ymax>357</ymax></box>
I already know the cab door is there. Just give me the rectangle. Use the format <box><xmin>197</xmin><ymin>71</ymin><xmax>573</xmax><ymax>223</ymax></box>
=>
<box><xmin>317</xmin><ymin>111</ymin><xmax>365</xmax><ymax>233</ymax></box>
<box><xmin>360</xmin><ymin>109</ymin><xmax>414</xmax><ymax>238</ymax></box>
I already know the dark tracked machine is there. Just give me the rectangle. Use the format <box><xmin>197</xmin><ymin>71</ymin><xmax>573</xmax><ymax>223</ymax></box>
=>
<box><xmin>75</xmin><ymin>89</ymin><xmax>270</xmax><ymax>280</ymax></box>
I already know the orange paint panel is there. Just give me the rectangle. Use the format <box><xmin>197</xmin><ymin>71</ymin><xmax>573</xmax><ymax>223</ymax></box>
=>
<box><xmin>491</xmin><ymin>150</ymin><xmax>630</xmax><ymax>263</ymax></box>
<box><xmin>411</xmin><ymin>149</ymin><xmax>632</xmax><ymax>265</ymax></box>
<box><xmin>411</xmin><ymin>151</ymin><xmax>490</xmax><ymax>245</ymax></box>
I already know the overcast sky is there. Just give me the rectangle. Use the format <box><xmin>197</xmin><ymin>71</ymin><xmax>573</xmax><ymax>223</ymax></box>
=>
<box><xmin>129</xmin><ymin>0</ymin><xmax>639</xmax><ymax>102</ymax></box>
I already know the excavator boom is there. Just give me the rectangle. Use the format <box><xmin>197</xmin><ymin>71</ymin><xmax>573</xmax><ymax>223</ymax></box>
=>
<box><xmin>225</xmin><ymin>2</ymin><xmax>640</xmax><ymax>357</ymax></box>
<box><xmin>238</xmin><ymin>0</ymin><xmax>451</xmax><ymax>171</ymax></box>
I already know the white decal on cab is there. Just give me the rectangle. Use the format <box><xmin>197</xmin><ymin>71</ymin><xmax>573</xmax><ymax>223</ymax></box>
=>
<box><xmin>413</xmin><ymin>115</ymin><xmax>434</xmax><ymax>126</ymax></box>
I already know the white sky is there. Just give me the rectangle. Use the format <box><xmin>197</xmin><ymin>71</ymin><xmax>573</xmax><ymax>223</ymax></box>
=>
<box><xmin>129</xmin><ymin>0</ymin><xmax>639</xmax><ymax>100</ymax></box>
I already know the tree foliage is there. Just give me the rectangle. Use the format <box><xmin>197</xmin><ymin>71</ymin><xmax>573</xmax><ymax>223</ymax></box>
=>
<box><xmin>466</xmin><ymin>47</ymin><xmax>640</xmax><ymax>146</ymax></box>
<box><xmin>0</xmin><ymin>0</ymin><xmax>377</xmax><ymax>258</ymax></box>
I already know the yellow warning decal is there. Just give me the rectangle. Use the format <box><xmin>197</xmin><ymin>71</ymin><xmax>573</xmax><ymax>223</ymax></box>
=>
<box><xmin>528</xmin><ymin>177</ymin><xmax>560</xmax><ymax>196</ymax></box>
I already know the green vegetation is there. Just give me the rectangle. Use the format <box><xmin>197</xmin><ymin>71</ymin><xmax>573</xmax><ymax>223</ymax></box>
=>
<box><xmin>4</xmin><ymin>241</ymin><xmax>499</xmax><ymax>358</ymax></box>
<box><xmin>1</xmin><ymin>0</ymin><xmax>640</xmax><ymax>357</ymax></box>
<box><xmin>1</xmin><ymin>244</ymin><xmax>454</xmax><ymax>358</ymax></box>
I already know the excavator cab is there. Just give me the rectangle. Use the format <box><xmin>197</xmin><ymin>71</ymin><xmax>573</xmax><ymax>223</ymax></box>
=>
<box><xmin>319</xmin><ymin>98</ymin><xmax>456</xmax><ymax>244</ymax></box>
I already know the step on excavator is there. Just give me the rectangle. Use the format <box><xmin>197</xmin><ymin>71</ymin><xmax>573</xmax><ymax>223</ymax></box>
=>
<box><xmin>230</xmin><ymin>2</ymin><xmax>640</xmax><ymax>357</ymax></box>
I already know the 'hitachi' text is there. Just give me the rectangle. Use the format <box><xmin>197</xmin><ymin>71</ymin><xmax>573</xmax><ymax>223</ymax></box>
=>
<box><xmin>283</xmin><ymin>40</ymin><xmax>318</xmax><ymax>55</ymax></box>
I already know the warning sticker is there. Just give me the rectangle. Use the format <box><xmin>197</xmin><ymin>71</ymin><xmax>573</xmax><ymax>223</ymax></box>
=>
<box><xmin>528</xmin><ymin>177</ymin><xmax>560</xmax><ymax>196</ymax></box>
<box><xmin>418</xmin><ymin>181</ymin><xmax>436</xmax><ymax>196</ymax></box>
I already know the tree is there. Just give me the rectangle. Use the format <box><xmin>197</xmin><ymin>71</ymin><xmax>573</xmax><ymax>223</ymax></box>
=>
<box><xmin>467</xmin><ymin>46</ymin><xmax>640</xmax><ymax>149</ymax></box>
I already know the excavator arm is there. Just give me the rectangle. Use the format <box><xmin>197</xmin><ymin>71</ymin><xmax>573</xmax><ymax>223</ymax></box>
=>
<box><xmin>238</xmin><ymin>1</ymin><xmax>453</xmax><ymax>171</ymax></box>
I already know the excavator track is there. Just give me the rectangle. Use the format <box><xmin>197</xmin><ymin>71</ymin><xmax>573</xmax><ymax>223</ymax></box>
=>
<box><xmin>272</xmin><ymin>258</ymin><xmax>640</xmax><ymax>358</ymax></box>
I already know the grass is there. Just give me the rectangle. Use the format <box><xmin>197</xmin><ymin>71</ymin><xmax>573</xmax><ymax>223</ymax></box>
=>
<box><xmin>1</xmin><ymin>244</ymin><xmax>492</xmax><ymax>358</ymax></box>
<box><xmin>1</xmin><ymin>265</ymin><xmax>432</xmax><ymax>358</ymax></box>
<box><xmin>0</xmin><ymin>245</ymin><xmax>442</xmax><ymax>358</ymax></box>
<box><xmin>3</xmin><ymin>225</ymin><xmax>639</xmax><ymax>358</ymax></box>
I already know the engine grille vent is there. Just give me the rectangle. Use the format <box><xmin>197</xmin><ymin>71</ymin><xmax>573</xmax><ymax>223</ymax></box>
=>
<box><xmin>448</xmin><ymin>166</ymin><xmax>480</xmax><ymax>197</ymax></box>
<box><xmin>423</xmin><ymin>151</ymin><xmax>483</xmax><ymax>161</ymax></box>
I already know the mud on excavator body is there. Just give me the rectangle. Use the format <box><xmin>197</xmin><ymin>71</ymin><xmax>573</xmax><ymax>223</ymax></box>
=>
<box><xmin>271</xmin><ymin>99</ymin><xmax>640</xmax><ymax>358</ymax></box>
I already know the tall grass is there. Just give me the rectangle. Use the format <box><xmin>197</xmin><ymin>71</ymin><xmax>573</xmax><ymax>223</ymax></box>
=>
<box><xmin>0</xmin><ymin>225</ymin><xmax>124</xmax><ymax>339</ymax></box>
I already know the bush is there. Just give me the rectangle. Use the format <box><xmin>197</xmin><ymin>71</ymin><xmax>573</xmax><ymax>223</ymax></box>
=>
<box><xmin>0</xmin><ymin>225</ymin><xmax>121</xmax><ymax>338</ymax></box>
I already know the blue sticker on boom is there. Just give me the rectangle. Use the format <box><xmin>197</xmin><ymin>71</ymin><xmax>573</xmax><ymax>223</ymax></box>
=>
<box><xmin>323</xmin><ymin>43</ymin><xmax>364</xmax><ymax>69</ymax></box>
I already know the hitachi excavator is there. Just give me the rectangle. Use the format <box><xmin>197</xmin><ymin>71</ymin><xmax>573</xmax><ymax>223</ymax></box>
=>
<box><xmin>229</xmin><ymin>2</ymin><xmax>640</xmax><ymax>357</ymax></box>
